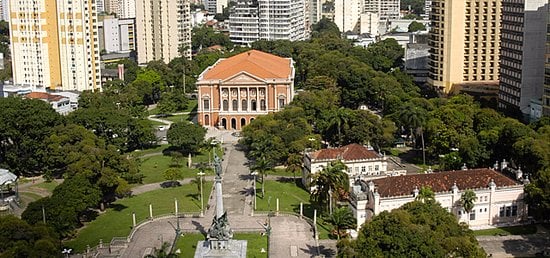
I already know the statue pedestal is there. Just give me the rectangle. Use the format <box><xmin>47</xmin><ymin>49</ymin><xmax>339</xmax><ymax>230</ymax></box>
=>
<box><xmin>194</xmin><ymin>240</ymin><xmax>247</xmax><ymax>258</ymax></box>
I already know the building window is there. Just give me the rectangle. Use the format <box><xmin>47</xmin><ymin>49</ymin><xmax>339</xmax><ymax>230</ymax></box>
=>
<box><xmin>512</xmin><ymin>205</ymin><xmax>517</xmax><ymax>216</ymax></box>
<box><xmin>242</xmin><ymin>100</ymin><xmax>247</xmax><ymax>111</ymax></box>
<box><xmin>375</xmin><ymin>165</ymin><xmax>379</xmax><ymax>171</ymax></box>
<box><xmin>361</xmin><ymin>166</ymin><xmax>366</xmax><ymax>172</ymax></box>
<box><xmin>278</xmin><ymin>96</ymin><xmax>286</xmax><ymax>108</ymax></box>
<box><xmin>232</xmin><ymin>99</ymin><xmax>238</xmax><ymax>111</ymax></box>
<box><xmin>223</xmin><ymin>100</ymin><xmax>229</xmax><ymax>111</ymax></box>
<box><xmin>470</xmin><ymin>210</ymin><xmax>476</xmax><ymax>220</ymax></box>
<box><xmin>260</xmin><ymin>99</ymin><xmax>266</xmax><ymax>111</ymax></box>
<box><xmin>251</xmin><ymin>100</ymin><xmax>257</xmax><ymax>111</ymax></box>
<box><xmin>203</xmin><ymin>99</ymin><xmax>210</xmax><ymax>110</ymax></box>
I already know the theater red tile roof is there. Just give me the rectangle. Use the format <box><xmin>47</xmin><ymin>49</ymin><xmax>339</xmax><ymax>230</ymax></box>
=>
<box><xmin>371</xmin><ymin>168</ymin><xmax>520</xmax><ymax>198</ymax></box>
<box><xmin>311</xmin><ymin>144</ymin><xmax>381</xmax><ymax>161</ymax></box>
<box><xmin>201</xmin><ymin>50</ymin><xmax>292</xmax><ymax>80</ymax></box>
<box><xmin>25</xmin><ymin>92</ymin><xmax>65</xmax><ymax>102</ymax></box>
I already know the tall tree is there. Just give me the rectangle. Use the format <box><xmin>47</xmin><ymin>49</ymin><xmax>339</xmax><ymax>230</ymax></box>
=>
<box><xmin>251</xmin><ymin>157</ymin><xmax>273</xmax><ymax>198</ymax></box>
<box><xmin>460</xmin><ymin>190</ymin><xmax>477</xmax><ymax>224</ymax></box>
<box><xmin>167</xmin><ymin>122</ymin><xmax>206</xmax><ymax>154</ymax></box>
<box><xmin>415</xmin><ymin>186</ymin><xmax>435</xmax><ymax>203</ymax></box>
<box><xmin>327</xmin><ymin>207</ymin><xmax>356</xmax><ymax>240</ymax></box>
<box><xmin>0</xmin><ymin>97</ymin><xmax>62</xmax><ymax>175</ymax></box>
<box><xmin>310</xmin><ymin>161</ymin><xmax>348</xmax><ymax>214</ymax></box>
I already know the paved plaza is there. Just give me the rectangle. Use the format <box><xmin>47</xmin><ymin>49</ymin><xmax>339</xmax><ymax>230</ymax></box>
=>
<box><xmin>118</xmin><ymin>128</ymin><xmax>334</xmax><ymax>257</ymax></box>
<box><xmin>477</xmin><ymin>225</ymin><xmax>550</xmax><ymax>257</ymax></box>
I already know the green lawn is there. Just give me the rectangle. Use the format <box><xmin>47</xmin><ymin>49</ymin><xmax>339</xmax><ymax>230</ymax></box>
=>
<box><xmin>254</xmin><ymin>180</ymin><xmax>332</xmax><ymax>239</ymax></box>
<box><xmin>267</xmin><ymin>168</ymin><xmax>296</xmax><ymax>178</ymax></box>
<box><xmin>19</xmin><ymin>192</ymin><xmax>44</xmax><ymax>202</ymax></box>
<box><xmin>473</xmin><ymin>224</ymin><xmax>537</xmax><ymax>236</ymax></box>
<box><xmin>29</xmin><ymin>180</ymin><xmax>60</xmax><ymax>193</ymax></box>
<box><xmin>138</xmin><ymin>149</ymin><xmax>222</xmax><ymax>184</ymax></box>
<box><xmin>174</xmin><ymin>233</ymin><xmax>267</xmax><ymax>258</ymax></box>
<box><xmin>66</xmin><ymin>182</ymin><xmax>213</xmax><ymax>252</ymax></box>
<box><xmin>150</xmin><ymin>120</ymin><xmax>168</xmax><ymax>126</ymax></box>
<box><xmin>131</xmin><ymin>144</ymin><xmax>170</xmax><ymax>158</ymax></box>
<box><xmin>147</xmin><ymin>99</ymin><xmax>197</xmax><ymax>116</ymax></box>
<box><xmin>165</xmin><ymin>114</ymin><xmax>192</xmax><ymax>123</ymax></box>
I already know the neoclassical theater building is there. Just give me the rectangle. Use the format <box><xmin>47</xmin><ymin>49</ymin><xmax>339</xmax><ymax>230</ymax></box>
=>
<box><xmin>196</xmin><ymin>50</ymin><xmax>295</xmax><ymax>130</ymax></box>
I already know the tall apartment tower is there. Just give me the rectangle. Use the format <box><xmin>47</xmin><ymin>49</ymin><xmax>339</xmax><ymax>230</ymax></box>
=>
<box><xmin>428</xmin><ymin>0</ymin><xmax>502</xmax><ymax>94</ymax></box>
<box><xmin>364</xmin><ymin>0</ymin><xmax>400</xmax><ymax>21</ymax></box>
<box><xmin>135</xmin><ymin>0</ymin><xmax>191</xmax><ymax>64</ymax></box>
<box><xmin>545</xmin><ymin>7</ymin><xmax>550</xmax><ymax>117</ymax></box>
<box><xmin>9</xmin><ymin>0</ymin><xmax>101</xmax><ymax>92</ymax></box>
<box><xmin>105</xmin><ymin>0</ymin><xmax>136</xmax><ymax>18</ymax></box>
<box><xmin>499</xmin><ymin>0</ymin><xmax>548</xmax><ymax>118</ymax></box>
<box><xmin>204</xmin><ymin>0</ymin><xmax>229</xmax><ymax>14</ymax></box>
<box><xmin>334</xmin><ymin>0</ymin><xmax>362</xmax><ymax>33</ymax></box>
<box><xmin>229</xmin><ymin>0</ymin><xmax>307</xmax><ymax>46</ymax></box>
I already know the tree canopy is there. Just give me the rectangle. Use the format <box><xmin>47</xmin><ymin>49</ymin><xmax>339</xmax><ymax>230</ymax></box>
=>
<box><xmin>338</xmin><ymin>201</ymin><xmax>486</xmax><ymax>257</ymax></box>
<box><xmin>167</xmin><ymin>122</ymin><xmax>207</xmax><ymax>154</ymax></box>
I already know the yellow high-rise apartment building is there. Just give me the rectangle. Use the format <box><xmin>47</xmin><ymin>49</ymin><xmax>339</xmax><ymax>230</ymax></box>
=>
<box><xmin>428</xmin><ymin>0</ymin><xmax>502</xmax><ymax>94</ymax></box>
<box><xmin>9</xmin><ymin>0</ymin><xmax>101</xmax><ymax>92</ymax></box>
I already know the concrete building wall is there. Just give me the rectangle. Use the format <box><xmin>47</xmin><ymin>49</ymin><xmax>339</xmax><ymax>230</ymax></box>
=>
<box><xmin>334</xmin><ymin>0</ymin><xmax>362</xmax><ymax>33</ymax></box>
<box><xmin>136</xmin><ymin>0</ymin><xmax>191</xmax><ymax>64</ymax></box>
<box><xmin>499</xmin><ymin>0</ymin><xmax>547</xmax><ymax>118</ymax></box>
<box><xmin>428</xmin><ymin>0</ymin><xmax>501</xmax><ymax>94</ymax></box>
<box><xmin>360</xmin><ymin>12</ymin><xmax>379</xmax><ymax>35</ymax></box>
<box><xmin>10</xmin><ymin>0</ymin><xmax>100</xmax><ymax>92</ymax></box>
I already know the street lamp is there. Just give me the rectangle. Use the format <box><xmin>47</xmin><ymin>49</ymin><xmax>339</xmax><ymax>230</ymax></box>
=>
<box><xmin>197</xmin><ymin>171</ymin><xmax>205</xmax><ymax>216</ymax></box>
<box><xmin>250</xmin><ymin>171</ymin><xmax>258</xmax><ymax>210</ymax></box>
<box><xmin>62</xmin><ymin>248</ymin><xmax>72</xmax><ymax>258</ymax></box>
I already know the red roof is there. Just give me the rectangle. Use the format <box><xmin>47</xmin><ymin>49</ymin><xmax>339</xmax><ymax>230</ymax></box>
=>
<box><xmin>371</xmin><ymin>168</ymin><xmax>520</xmax><ymax>198</ymax></box>
<box><xmin>25</xmin><ymin>92</ymin><xmax>65</xmax><ymax>102</ymax></box>
<box><xmin>201</xmin><ymin>50</ymin><xmax>292</xmax><ymax>80</ymax></box>
<box><xmin>311</xmin><ymin>144</ymin><xmax>381</xmax><ymax>161</ymax></box>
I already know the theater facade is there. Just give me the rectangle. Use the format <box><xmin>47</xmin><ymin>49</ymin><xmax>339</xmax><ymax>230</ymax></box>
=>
<box><xmin>196</xmin><ymin>50</ymin><xmax>295</xmax><ymax>130</ymax></box>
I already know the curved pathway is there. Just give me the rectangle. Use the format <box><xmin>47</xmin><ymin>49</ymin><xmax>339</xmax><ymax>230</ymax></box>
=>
<box><xmin>120</xmin><ymin>141</ymin><xmax>327</xmax><ymax>258</ymax></box>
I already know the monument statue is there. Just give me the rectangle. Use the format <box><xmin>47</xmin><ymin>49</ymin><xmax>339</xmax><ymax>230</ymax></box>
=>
<box><xmin>195</xmin><ymin>151</ymin><xmax>246</xmax><ymax>257</ymax></box>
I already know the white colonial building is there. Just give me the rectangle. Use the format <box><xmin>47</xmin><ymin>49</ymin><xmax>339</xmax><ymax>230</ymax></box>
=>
<box><xmin>349</xmin><ymin>168</ymin><xmax>528</xmax><ymax>231</ymax></box>
<box><xmin>302</xmin><ymin>144</ymin><xmax>393</xmax><ymax>188</ymax></box>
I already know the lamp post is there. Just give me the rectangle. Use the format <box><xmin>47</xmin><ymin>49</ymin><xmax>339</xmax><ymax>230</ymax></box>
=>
<box><xmin>62</xmin><ymin>248</ymin><xmax>72</xmax><ymax>258</ymax></box>
<box><xmin>197</xmin><ymin>171</ymin><xmax>205</xmax><ymax>216</ymax></box>
<box><xmin>251</xmin><ymin>171</ymin><xmax>258</xmax><ymax>210</ymax></box>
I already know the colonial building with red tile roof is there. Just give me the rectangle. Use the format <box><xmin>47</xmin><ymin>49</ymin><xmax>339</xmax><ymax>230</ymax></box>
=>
<box><xmin>302</xmin><ymin>144</ymin><xmax>398</xmax><ymax>188</ymax></box>
<box><xmin>349</xmin><ymin>167</ymin><xmax>527</xmax><ymax>230</ymax></box>
<box><xmin>196</xmin><ymin>50</ymin><xmax>295</xmax><ymax>130</ymax></box>
<box><xmin>24</xmin><ymin>92</ymin><xmax>72</xmax><ymax>115</ymax></box>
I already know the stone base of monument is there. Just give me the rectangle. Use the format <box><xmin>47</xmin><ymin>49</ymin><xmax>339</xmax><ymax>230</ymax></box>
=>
<box><xmin>194</xmin><ymin>240</ymin><xmax>247</xmax><ymax>258</ymax></box>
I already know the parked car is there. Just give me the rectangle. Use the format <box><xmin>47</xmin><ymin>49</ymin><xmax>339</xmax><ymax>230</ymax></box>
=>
<box><xmin>160</xmin><ymin>181</ymin><xmax>181</xmax><ymax>188</ymax></box>
<box><xmin>158</xmin><ymin>126</ymin><xmax>166</xmax><ymax>131</ymax></box>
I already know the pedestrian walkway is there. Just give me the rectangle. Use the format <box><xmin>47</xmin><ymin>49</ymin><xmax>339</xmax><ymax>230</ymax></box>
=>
<box><xmin>116</xmin><ymin>142</ymin><xmax>326</xmax><ymax>258</ymax></box>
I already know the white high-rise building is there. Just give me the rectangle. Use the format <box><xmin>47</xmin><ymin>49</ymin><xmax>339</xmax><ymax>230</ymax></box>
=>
<box><xmin>97</xmin><ymin>0</ymin><xmax>105</xmax><ymax>13</ymax></box>
<box><xmin>204</xmin><ymin>0</ymin><xmax>228</xmax><ymax>14</ymax></box>
<box><xmin>98</xmin><ymin>16</ymin><xmax>136</xmax><ymax>53</ymax></box>
<box><xmin>334</xmin><ymin>0</ymin><xmax>362</xmax><ymax>33</ymax></box>
<box><xmin>0</xmin><ymin>0</ymin><xmax>9</xmax><ymax>21</ymax></box>
<box><xmin>136</xmin><ymin>0</ymin><xmax>191</xmax><ymax>64</ymax></box>
<box><xmin>229</xmin><ymin>0</ymin><xmax>307</xmax><ymax>46</ymax></box>
<box><xmin>498</xmin><ymin>0</ymin><xmax>548</xmax><ymax>117</ymax></box>
<box><xmin>364</xmin><ymin>0</ymin><xmax>400</xmax><ymax>21</ymax></box>
<box><xmin>9</xmin><ymin>0</ymin><xmax>101</xmax><ymax>91</ymax></box>
<box><xmin>106</xmin><ymin>0</ymin><xmax>136</xmax><ymax>18</ymax></box>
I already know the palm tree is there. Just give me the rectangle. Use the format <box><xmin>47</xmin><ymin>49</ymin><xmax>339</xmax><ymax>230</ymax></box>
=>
<box><xmin>326</xmin><ymin>107</ymin><xmax>350</xmax><ymax>147</ymax></box>
<box><xmin>397</xmin><ymin>104</ymin><xmax>428</xmax><ymax>165</ymax></box>
<box><xmin>202</xmin><ymin>137</ymin><xmax>218</xmax><ymax>166</ymax></box>
<box><xmin>327</xmin><ymin>207</ymin><xmax>357</xmax><ymax>240</ymax></box>
<box><xmin>415</xmin><ymin>186</ymin><xmax>435</xmax><ymax>203</ymax></box>
<box><xmin>311</xmin><ymin>161</ymin><xmax>348</xmax><ymax>214</ymax></box>
<box><xmin>285</xmin><ymin>153</ymin><xmax>303</xmax><ymax>182</ymax></box>
<box><xmin>251</xmin><ymin>157</ymin><xmax>273</xmax><ymax>198</ymax></box>
<box><xmin>460</xmin><ymin>190</ymin><xmax>477</xmax><ymax>224</ymax></box>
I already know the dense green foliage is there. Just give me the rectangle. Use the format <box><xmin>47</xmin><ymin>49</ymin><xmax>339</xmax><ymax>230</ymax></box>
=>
<box><xmin>167</xmin><ymin>121</ymin><xmax>207</xmax><ymax>154</ymax></box>
<box><xmin>408</xmin><ymin>21</ymin><xmax>426</xmax><ymax>32</ymax></box>
<box><xmin>0</xmin><ymin>216</ymin><xmax>61</xmax><ymax>258</ymax></box>
<box><xmin>0</xmin><ymin>97</ymin><xmax>63</xmax><ymax>175</ymax></box>
<box><xmin>191</xmin><ymin>26</ymin><xmax>233</xmax><ymax>51</ymax></box>
<box><xmin>401</xmin><ymin>0</ymin><xmax>426</xmax><ymax>14</ymax></box>
<box><xmin>338</xmin><ymin>201</ymin><xmax>486</xmax><ymax>257</ymax></box>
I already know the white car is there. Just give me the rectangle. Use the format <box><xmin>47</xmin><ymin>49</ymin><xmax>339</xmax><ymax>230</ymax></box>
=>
<box><xmin>158</xmin><ymin>126</ymin><xmax>166</xmax><ymax>131</ymax></box>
